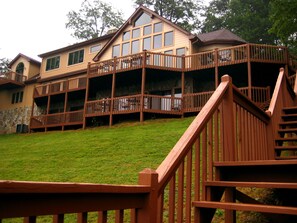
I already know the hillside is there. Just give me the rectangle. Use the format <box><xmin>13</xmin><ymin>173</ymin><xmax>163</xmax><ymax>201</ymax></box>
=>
<box><xmin>0</xmin><ymin>117</ymin><xmax>194</xmax><ymax>185</ymax></box>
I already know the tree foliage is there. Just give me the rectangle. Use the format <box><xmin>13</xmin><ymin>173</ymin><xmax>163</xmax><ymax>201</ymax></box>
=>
<box><xmin>269</xmin><ymin>0</ymin><xmax>297</xmax><ymax>54</ymax></box>
<box><xmin>0</xmin><ymin>58</ymin><xmax>10</xmax><ymax>74</ymax></box>
<box><xmin>66</xmin><ymin>0</ymin><xmax>124</xmax><ymax>40</ymax></box>
<box><xmin>134</xmin><ymin>0</ymin><xmax>202</xmax><ymax>32</ymax></box>
<box><xmin>202</xmin><ymin>0</ymin><xmax>278</xmax><ymax>45</ymax></box>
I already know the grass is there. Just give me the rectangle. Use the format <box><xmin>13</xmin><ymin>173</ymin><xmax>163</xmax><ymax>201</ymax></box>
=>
<box><xmin>0</xmin><ymin>117</ymin><xmax>194</xmax><ymax>185</ymax></box>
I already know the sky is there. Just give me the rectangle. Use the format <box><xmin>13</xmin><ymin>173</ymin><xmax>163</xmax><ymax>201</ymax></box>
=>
<box><xmin>0</xmin><ymin>0</ymin><xmax>209</xmax><ymax>62</ymax></box>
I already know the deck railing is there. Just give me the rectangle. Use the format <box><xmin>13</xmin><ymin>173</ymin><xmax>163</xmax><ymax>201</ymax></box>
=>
<box><xmin>88</xmin><ymin>44</ymin><xmax>288</xmax><ymax>77</ymax></box>
<box><xmin>0</xmin><ymin>71</ymin><xmax>27</xmax><ymax>83</ymax></box>
<box><xmin>30</xmin><ymin>110</ymin><xmax>84</xmax><ymax>129</ymax></box>
<box><xmin>2</xmin><ymin>74</ymin><xmax>281</xmax><ymax>222</ymax></box>
<box><xmin>34</xmin><ymin>77</ymin><xmax>87</xmax><ymax>97</ymax></box>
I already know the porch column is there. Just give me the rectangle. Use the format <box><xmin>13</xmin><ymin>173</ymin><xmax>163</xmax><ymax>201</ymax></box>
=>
<box><xmin>109</xmin><ymin>57</ymin><xmax>117</xmax><ymax>126</ymax></box>
<box><xmin>214</xmin><ymin>49</ymin><xmax>219</xmax><ymax>87</ymax></box>
<box><xmin>46</xmin><ymin>93</ymin><xmax>51</xmax><ymax>132</ymax></box>
<box><xmin>29</xmin><ymin>89</ymin><xmax>35</xmax><ymax>133</ymax></box>
<box><xmin>62</xmin><ymin>82</ymin><xmax>68</xmax><ymax>131</ymax></box>
<box><xmin>140</xmin><ymin>51</ymin><xmax>147</xmax><ymax>122</ymax></box>
<box><xmin>83</xmin><ymin>63</ymin><xmax>91</xmax><ymax>129</ymax></box>
<box><xmin>247</xmin><ymin>44</ymin><xmax>252</xmax><ymax>99</ymax></box>
<box><xmin>181</xmin><ymin>54</ymin><xmax>185</xmax><ymax>116</ymax></box>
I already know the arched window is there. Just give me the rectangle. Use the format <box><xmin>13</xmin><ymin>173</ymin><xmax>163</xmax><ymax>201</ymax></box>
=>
<box><xmin>16</xmin><ymin>62</ymin><xmax>24</xmax><ymax>74</ymax></box>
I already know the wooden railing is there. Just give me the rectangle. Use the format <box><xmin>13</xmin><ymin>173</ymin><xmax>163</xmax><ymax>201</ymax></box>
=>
<box><xmin>239</xmin><ymin>86</ymin><xmax>271</xmax><ymax>108</ymax></box>
<box><xmin>1</xmin><ymin>74</ymin><xmax>279</xmax><ymax>222</ymax></box>
<box><xmin>34</xmin><ymin>77</ymin><xmax>87</xmax><ymax>97</ymax></box>
<box><xmin>88</xmin><ymin>44</ymin><xmax>288</xmax><ymax>77</ymax></box>
<box><xmin>113</xmin><ymin>95</ymin><xmax>142</xmax><ymax>114</ymax></box>
<box><xmin>30</xmin><ymin>110</ymin><xmax>84</xmax><ymax>129</ymax></box>
<box><xmin>85</xmin><ymin>98</ymin><xmax>112</xmax><ymax>116</ymax></box>
<box><xmin>183</xmin><ymin>91</ymin><xmax>214</xmax><ymax>112</ymax></box>
<box><xmin>144</xmin><ymin>94</ymin><xmax>182</xmax><ymax>114</ymax></box>
<box><xmin>0</xmin><ymin>71</ymin><xmax>27</xmax><ymax>83</ymax></box>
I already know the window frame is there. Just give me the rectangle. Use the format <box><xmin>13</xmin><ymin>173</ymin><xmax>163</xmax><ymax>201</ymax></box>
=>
<box><xmin>153</xmin><ymin>34</ymin><xmax>162</xmax><ymax>49</ymax></box>
<box><xmin>112</xmin><ymin>44</ymin><xmax>120</xmax><ymax>58</ymax></box>
<box><xmin>164</xmin><ymin>31</ymin><xmax>174</xmax><ymax>46</ymax></box>
<box><xmin>68</xmin><ymin>49</ymin><xmax>84</xmax><ymax>66</ymax></box>
<box><xmin>45</xmin><ymin>56</ymin><xmax>60</xmax><ymax>71</ymax></box>
<box><xmin>90</xmin><ymin>44</ymin><xmax>101</xmax><ymax>54</ymax></box>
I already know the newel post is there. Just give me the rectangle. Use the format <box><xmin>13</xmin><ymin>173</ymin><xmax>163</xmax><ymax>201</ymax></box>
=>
<box><xmin>137</xmin><ymin>169</ymin><xmax>159</xmax><ymax>223</ymax></box>
<box><xmin>221</xmin><ymin>75</ymin><xmax>236</xmax><ymax>161</ymax></box>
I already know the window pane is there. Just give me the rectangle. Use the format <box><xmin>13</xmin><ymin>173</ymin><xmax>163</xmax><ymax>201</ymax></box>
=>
<box><xmin>19</xmin><ymin>91</ymin><xmax>23</xmax><ymax>103</ymax></box>
<box><xmin>79</xmin><ymin>50</ymin><xmax>84</xmax><ymax>63</ymax></box>
<box><xmin>176</xmin><ymin>48</ymin><xmax>185</xmax><ymax>68</ymax></box>
<box><xmin>112</xmin><ymin>45</ymin><xmax>120</xmax><ymax>57</ymax></box>
<box><xmin>135</xmin><ymin>13</ymin><xmax>151</xmax><ymax>27</ymax></box>
<box><xmin>132</xmin><ymin>28</ymin><xmax>140</xmax><ymax>38</ymax></box>
<box><xmin>90</xmin><ymin>44</ymin><xmax>101</xmax><ymax>53</ymax></box>
<box><xmin>122</xmin><ymin>42</ymin><xmax>130</xmax><ymax>56</ymax></box>
<box><xmin>154</xmin><ymin>23</ymin><xmax>162</xmax><ymax>33</ymax></box>
<box><xmin>46</xmin><ymin>56</ymin><xmax>60</xmax><ymax>71</ymax></box>
<box><xmin>143</xmin><ymin>25</ymin><xmax>152</xmax><ymax>35</ymax></box>
<box><xmin>164</xmin><ymin>31</ymin><xmax>173</xmax><ymax>46</ymax></box>
<box><xmin>143</xmin><ymin>37</ymin><xmax>151</xmax><ymax>50</ymax></box>
<box><xmin>153</xmin><ymin>34</ymin><xmax>162</xmax><ymax>49</ymax></box>
<box><xmin>68</xmin><ymin>50</ymin><xmax>84</xmax><ymax>65</ymax></box>
<box><xmin>122</xmin><ymin>31</ymin><xmax>130</xmax><ymax>41</ymax></box>
<box><xmin>176</xmin><ymin>48</ymin><xmax>185</xmax><ymax>55</ymax></box>
<box><xmin>132</xmin><ymin>40</ymin><xmax>140</xmax><ymax>54</ymax></box>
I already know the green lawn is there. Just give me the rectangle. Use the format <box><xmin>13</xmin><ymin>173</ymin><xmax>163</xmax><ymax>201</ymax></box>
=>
<box><xmin>0</xmin><ymin>117</ymin><xmax>194</xmax><ymax>185</ymax></box>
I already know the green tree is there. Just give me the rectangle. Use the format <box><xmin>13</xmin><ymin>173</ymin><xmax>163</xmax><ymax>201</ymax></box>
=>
<box><xmin>0</xmin><ymin>58</ymin><xmax>10</xmax><ymax>75</ymax></box>
<box><xmin>134</xmin><ymin>0</ymin><xmax>202</xmax><ymax>32</ymax></box>
<box><xmin>66</xmin><ymin>0</ymin><xmax>124</xmax><ymax>40</ymax></box>
<box><xmin>202</xmin><ymin>0</ymin><xmax>278</xmax><ymax>45</ymax></box>
<box><xmin>269</xmin><ymin>0</ymin><xmax>297</xmax><ymax>54</ymax></box>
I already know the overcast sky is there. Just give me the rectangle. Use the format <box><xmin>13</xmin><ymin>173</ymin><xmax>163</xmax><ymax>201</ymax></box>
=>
<box><xmin>0</xmin><ymin>0</ymin><xmax>209</xmax><ymax>61</ymax></box>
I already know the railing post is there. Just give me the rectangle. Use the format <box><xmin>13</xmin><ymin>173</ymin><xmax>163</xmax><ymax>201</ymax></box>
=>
<box><xmin>140</xmin><ymin>51</ymin><xmax>147</xmax><ymax>122</ymax></box>
<box><xmin>221</xmin><ymin>75</ymin><xmax>236</xmax><ymax>161</ymax></box>
<box><xmin>137</xmin><ymin>169</ymin><xmax>159</xmax><ymax>223</ymax></box>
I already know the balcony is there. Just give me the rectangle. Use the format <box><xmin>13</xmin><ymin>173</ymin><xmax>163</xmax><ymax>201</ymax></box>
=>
<box><xmin>0</xmin><ymin>71</ymin><xmax>27</xmax><ymax>89</ymax></box>
<box><xmin>34</xmin><ymin>77</ymin><xmax>87</xmax><ymax>97</ymax></box>
<box><xmin>30</xmin><ymin>110</ymin><xmax>84</xmax><ymax>130</ymax></box>
<box><xmin>88</xmin><ymin>44</ymin><xmax>288</xmax><ymax>77</ymax></box>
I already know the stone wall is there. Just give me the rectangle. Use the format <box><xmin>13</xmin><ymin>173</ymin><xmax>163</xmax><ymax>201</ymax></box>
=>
<box><xmin>0</xmin><ymin>106</ymin><xmax>32</xmax><ymax>134</ymax></box>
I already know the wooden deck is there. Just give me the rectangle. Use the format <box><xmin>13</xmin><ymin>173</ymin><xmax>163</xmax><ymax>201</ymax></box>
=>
<box><xmin>0</xmin><ymin>71</ymin><xmax>26</xmax><ymax>88</ymax></box>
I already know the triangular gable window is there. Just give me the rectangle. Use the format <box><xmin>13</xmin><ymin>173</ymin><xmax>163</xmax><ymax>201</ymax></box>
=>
<box><xmin>135</xmin><ymin>12</ymin><xmax>151</xmax><ymax>27</ymax></box>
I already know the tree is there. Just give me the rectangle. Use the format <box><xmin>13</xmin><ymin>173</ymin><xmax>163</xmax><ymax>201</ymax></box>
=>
<box><xmin>269</xmin><ymin>0</ymin><xmax>297</xmax><ymax>54</ymax></box>
<box><xmin>66</xmin><ymin>0</ymin><xmax>124</xmax><ymax>40</ymax></box>
<box><xmin>134</xmin><ymin>0</ymin><xmax>202</xmax><ymax>33</ymax></box>
<box><xmin>202</xmin><ymin>0</ymin><xmax>278</xmax><ymax>45</ymax></box>
<box><xmin>0</xmin><ymin>58</ymin><xmax>10</xmax><ymax>75</ymax></box>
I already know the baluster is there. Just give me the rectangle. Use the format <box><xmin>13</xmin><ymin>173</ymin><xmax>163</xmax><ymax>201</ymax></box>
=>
<box><xmin>23</xmin><ymin>216</ymin><xmax>36</xmax><ymax>223</ymax></box>
<box><xmin>53</xmin><ymin>214</ymin><xmax>64</xmax><ymax>223</ymax></box>
<box><xmin>98</xmin><ymin>211</ymin><xmax>107</xmax><ymax>223</ymax></box>
<box><xmin>115</xmin><ymin>209</ymin><xmax>124</xmax><ymax>223</ymax></box>
<box><xmin>77</xmin><ymin>212</ymin><xmax>87</xmax><ymax>223</ymax></box>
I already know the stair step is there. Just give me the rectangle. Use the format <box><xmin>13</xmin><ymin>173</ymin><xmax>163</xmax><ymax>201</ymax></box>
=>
<box><xmin>276</xmin><ymin>156</ymin><xmax>297</xmax><ymax>160</ymax></box>
<box><xmin>204</xmin><ymin>181</ymin><xmax>297</xmax><ymax>189</ymax></box>
<box><xmin>275</xmin><ymin>137</ymin><xmax>297</xmax><ymax>142</ymax></box>
<box><xmin>193</xmin><ymin>201</ymin><xmax>297</xmax><ymax>215</ymax></box>
<box><xmin>278</xmin><ymin>128</ymin><xmax>297</xmax><ymax>134</ymax></box>
<box><xmin>283</xmin><ymin>107</ymin><xmax>297</xmax><ymax>114</ymax></box>
<box><xmin>282</xmin><ymin>114</ymin><xmax>297</xmax><ymax>119</ymax></box>
<box><xmin>275</xmin><ymin>146</ymin><xmax>297</xmax><ymax>150</ymax></box>
<box><xmin>213</xmin><ymin>160</ymin><xmax>297</xmax><ymax>167</ymax></box>
<box><xmin>279</xmin><ymin>121</ymin><xmax>297</xmax><ymax>126</ymax></box>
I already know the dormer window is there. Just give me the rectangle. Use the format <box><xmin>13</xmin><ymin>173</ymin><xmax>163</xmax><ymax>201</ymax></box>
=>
<box><xmin>46</xmin><ymin>56</ymin><xmax>60</xmax><ymax>71</ymax></box>
<box><xmin>135</xmin><ymin>12</ymin><xmax>151</xmax><ymax>27</ymax></box>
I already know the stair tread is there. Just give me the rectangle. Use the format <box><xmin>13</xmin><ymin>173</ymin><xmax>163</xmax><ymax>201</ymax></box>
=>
<box><xmin>204</xmin><ymin>181</ymin><xmax>297</xmax><ymax>189</ymax></box>
<box><xmin>279</xmin><ymin>121</ymin><xmax>297</xmax><ymax>125</ymax></box>
<box><xmin>278</xmin><ymin>128</ymin><xmax>297</xmax><ymax>133</ymax></box>
<box><xmin>193</xmin><ymin>201</ymin><xmax>297</xmax><ymax>215</ymax></box>
<box><xmin>275</xmin><ymin>145</ymin><xmax>297</xmax><ymax>149</ymax></box>
<box><xmin>283</xmin><ymin>106</ymin><xmax>297</xmax><ymax>112</ymax></box>
<box><xmin>276</xmin><ymin>156</ymin><xmax>297</xmax><ymax>160</ymax></box>
<box><xmin>275</xmin><ymin>137</ymin><xmax>297</xmax><ymax>141</ymax></box>
<box><xmin>213</xmin><ymin>160</ymin><xmax>297</xmax><ymax>167</ymax></box>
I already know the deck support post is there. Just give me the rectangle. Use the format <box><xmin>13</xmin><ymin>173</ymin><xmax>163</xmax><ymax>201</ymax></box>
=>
<box><xmin>29</xmin><ymin>90</ymin><xmax>35</xmax><ymax>133</ymax></box>
<box><xmin>109</xmin><ymin>57</ymin><xmax>117</xmax><ymax>126</ymax></box>
<box><xmin>83</xmin><ymin>63</ymin><xmax>91</xmax><ymax>129</ymax></box>
<box><xmin>224</xmin><ymin>188</ymin><xmax>236</xmax><ymax>223</ymax></box>
<box><xmin>181</xmin><ymin>54</ymin><xmax>185</xmax><ymax>116</ymax></box>
<box><xmin>62</xmin><ymin>82</ymin><xmax>68</xmax><ymax>131</ymax></box>
<box><xmin>45</xmin><ymin>94</ymin><xmax>51</xmax><ymax>132</ymax></box>
<box><xmin>137</xmin><ymin>169</ymin><xmax>159</xmax><ymax>223</ymax></box>
<box><xmin>214</xmin><ymin>49</ymin><xmax>219</xmax><ymax>87</ymax></box>
<box><xmin>140</xmin><ymin>51</ymin><xmax>147</xmax><ymax>122</ymax></box>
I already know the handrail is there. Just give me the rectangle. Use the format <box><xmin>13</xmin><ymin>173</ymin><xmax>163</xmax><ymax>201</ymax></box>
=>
<box><xmin>0</xmin><ymin>71</ymin><xmax>27</xmax><ymax>83</ymax></box>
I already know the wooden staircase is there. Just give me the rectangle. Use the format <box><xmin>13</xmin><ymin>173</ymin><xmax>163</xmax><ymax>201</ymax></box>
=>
<box><xmin>193</xmin><ymin>160</ymin><xmax>297</xmax><ymax>222</ymax></box>
<box><xmin>275</xmin><ymin>106</ymin><xmax>297</xmax><ymax>159</ymax></box>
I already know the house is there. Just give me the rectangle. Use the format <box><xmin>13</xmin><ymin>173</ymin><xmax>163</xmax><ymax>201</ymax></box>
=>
<box><xmin>0</xmin><ymin>6</ymin><xmax>294</xmax><ymax>133</ymax></box>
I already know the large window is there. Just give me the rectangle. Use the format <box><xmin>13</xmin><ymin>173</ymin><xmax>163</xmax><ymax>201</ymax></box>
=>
<box><xmin>164</xmin><ymin>31</ymin><xmax>173</xmax><ymax>46</ymax></box>
<box><xmin>112</xmin><ymin>45</ymin><xmax>120</xmax><ymax>57</ymax></box>
<box><xmin>143</xmin><ymin>25</ymin><xmax>152</xmax><ymax>35</ymax></box>
<box><xmin>132</xmin><ymin>28</ymin><xmax>140</xmax><ymax>39</ymax></box>
<box><xmin>153</xmin><ymin>34</ymin><xmax>162</xmax><ymax>49</ymax></box>
<box><xmin>68</xmin><ymin>49</ymin><xmax>84</xmax><ymax>65</ymax></box>
<box><xmin>122</xmin><ymin>42</ymin><xmax>130</xmax><ymax>56</ymax></box>
<box><xmin>154</xmin><ymin>22</ymin><xmax>162</xmax><ymax>33</ymax></box>
<box><xmin>122</xmin><ymin>31</ymin><xmax>130</xmax><ymax>41</ymax></box>
<box><xmin>143</xmin><ymin>37</ymin><xmax>151</xmax><ymax>50</ymax></box>
<box><xmin>46</xmin><ymin>56</ymin><xmax>60</xmax><ymax>71</ymax></box>
<box><xmin>135</xmin><ymin>13</ymin><xmax>151</xmax><ymax>27</ymax></box>
<box><xmin>132</xmin><ymin>40</ymin><xmax>140</xmax><ymax>54</ymax></box>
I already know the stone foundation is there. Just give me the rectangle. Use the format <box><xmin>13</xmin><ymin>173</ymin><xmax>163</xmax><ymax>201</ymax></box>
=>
<box><xmin>0</xmin><ymin>106</ymin><xmax>32</xmax><ymax>134</ymax></box>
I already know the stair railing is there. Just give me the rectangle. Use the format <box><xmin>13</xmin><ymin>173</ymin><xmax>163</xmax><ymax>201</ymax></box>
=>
<box><xmin>267</xmin><ymin>68</ymin><xmax>296</xmax><ymax>142</ymax></box>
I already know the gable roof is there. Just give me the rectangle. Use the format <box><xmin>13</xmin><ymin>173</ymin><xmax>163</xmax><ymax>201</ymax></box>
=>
<box><xmin>93</xmin><ymin>6</ymin><xmax>197</xmax><ymax>62</ymax></box>
<box><xmin>8</xmin><ymin>53</ymin><xmax>41</xmax><ymax>68</ymax></box>
<box><xmin>38</xmin><ymin>32</ymin><xmax>115</xmax><ymax>58</ymax></box>
<box><xmin>197</xmin><ymin>29</ymin><xmax>246</xmax><ymax>46</ymax></box>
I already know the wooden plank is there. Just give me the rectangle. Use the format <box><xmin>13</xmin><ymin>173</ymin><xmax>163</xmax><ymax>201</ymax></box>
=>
<box><xmin>193</xmin><ymin>201</ymin><xmax>297</xmax><ymax>215</ymax></box>
<box><xmin>213</xmin><ymin>160</ymin><xmax>297</xmax><ymax>167</ymax></box>
<box><xmin>204</xmin><ymin>181</ymin><xmax>297</xmax><ymax>189</ymax></box>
